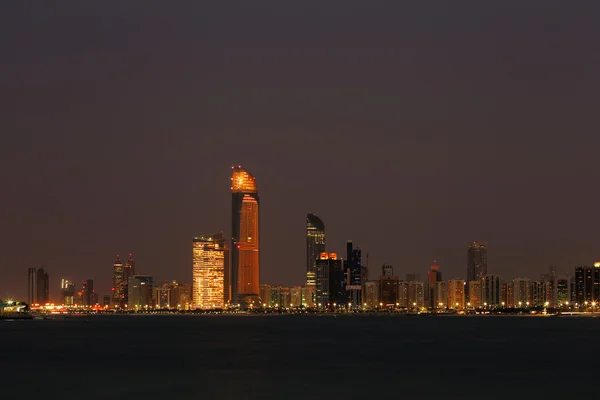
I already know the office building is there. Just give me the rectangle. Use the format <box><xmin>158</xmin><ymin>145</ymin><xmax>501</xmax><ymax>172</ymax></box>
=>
<box><xmin>315</xmin><ymin>252</ymin><xmax>345</xmax><ymax>307</ymax></box>
<box><xmin>128</xmin><ymin>275</ymin><xmax>154</xmax><ymax>308</ymax></box>
<box><xmin>231</xmin><ymin>166</ymin><xmax>260</xmax><ymax>307</ymax></box>
<box><xmin>447</xmin><ymin>280</ymin><xmax>465</xmax><ymax>309</ymax></box>
<box><xmin>345</xmin><ymin>241</ymin><xmax>364</xmax><ymax>307</ymax></box>
<box><xmin>268</xmin><ymin>286</ymin><xmax>282</xmax><ymax>307</ymax></box>
<box><xmin>60</xmin><ymin>279</ymin><xmax>75</xmax><ymax>306</ymax></box>
<box><xmin>112</xmin><ymin>255</ymin><xmax>124</xmax><ymax>307</ymax></box>
<box><xmin>193</xmin><ymin>233</ymin><xmax>229</xmax><ymax>309</ymax></box>
<box><xmin>467</xmin><ymin>242</ymin><xmax>487</xmax><ymax>300</ymax></box>
<box><xmin>306</xmin><ymin>213</ymin><xmax>325</xmax><ymax>288</ymax></box>
<box><xmin>102</xmin><ymin>295</ymin><xmax>111</xmax><ymax>307</ymax></box>
<box><xmin>36</xmin><ymin>267</ymin><xmax>49</xmax><ymax>304</ymax></box>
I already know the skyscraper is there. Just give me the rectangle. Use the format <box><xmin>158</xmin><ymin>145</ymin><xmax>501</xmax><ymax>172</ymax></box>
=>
<box><xmin>36</xmin><ymin>267</ymin><xmax>49</xmax><ymax>304</ymax></box>
<box><xmin>27</xmin><ymin>268</ymin><xmax>36</xmax><ymax>304</ymax></box>
<box><xmin>122</xmin><ymin>254</ymin><xmax>136</xmax><ymax>307</ymax></box>
<box><xmin>112</xmin><ymin>255</ymin><xmax>124</xmax><ymax>307</ymax></box>
<box><xmin>192</xmin><ymin>233</ymin><xmax>229</xmax><ymax>309</ymax></box>
<box><xmin>82</xmin><ymin>279</ymin><xmax>94</xmax><ymax>306</ymax></box>
<box><xmin>346</xmin><ymin>241</ymin><xmax>364</xmax><ymax>307</ymax></box>
<box><xmin>231</xmin><ymin>166</ymin><xmax>260</xmax><ymax>307</ymax></box>
<box><xmin>60</xmin><ymin>279</ymin><xmax>75</xmax><ymax>306</ymax></box>
<box><xmin>574</xmin><ymin>265</ymin><xmax>600</xmax><ymax>304</ymax></box>
<box><xmin>315</xmin><ymin>252</ymin><xmax>345</xmax><ymax>308</ymax></box>
<box><xmin>127</xmin><ymin>275</ymin><xmax>153</xmax><ymax>309</ymax></box>
<box><xmin>481</xmin><ymin>274</ymin><xmax>501</xmax><ymax>307</ymax></box>
<box><xmin>467</xmin><ymin>242</ymin><xmax>487</xmax><ymax>300</ymax></box>
<box><xmin>306</xmin><ymin>213</ymin><xmax>325</xmax><ymax>287</ymax></box>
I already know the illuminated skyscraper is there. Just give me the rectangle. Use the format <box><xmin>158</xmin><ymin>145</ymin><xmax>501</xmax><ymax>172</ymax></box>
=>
<box><xmin>315</xmin><ymin>252</ymin><xmax>345</xmax><ymax>307</ymax></box>
<box><xmin>27</xmin><ymin>268</ymin><xmax>36</xmax><ymax>304</ymax></box>
<box><xmin>231</xmin><ymin>166</ymin><xmax>260</xmax><ymax>306</ymax></box>
<box><xmin>60</xmin><ymin>279</ymin><xmax>75</xmax><ymax>306</ymax></box>
<box><xmin>481</xmin><ymin>274</ymin><xmax>501</xmax><ymax>307</ymax></box>
<box><xmin>306</xmin><ymin>213</ymin><xmax>325</xmax><ymax>287</ymax></box>
<box><xmin>112</xmin><ymin>255</ymin><xmax>123</xmax><ymax>306</ymax></box>
<box><xmin>467</xmin><ymin>242</ymin><xmax>487</xmax><ymax>300</ymax></box>
<box><xmin>467</xmin><ymin>281</ymin><xmax>481</xmax><ymax>308</ymax></box>
<box><xmin>193</xmin><ymin>233</ymin><xmax>229</xmax><ymax>309</ymax></box>
<box><xmin>82</xmin><ymin>279</ymin><xmax>94</xmax><ymax>306</ymax></box>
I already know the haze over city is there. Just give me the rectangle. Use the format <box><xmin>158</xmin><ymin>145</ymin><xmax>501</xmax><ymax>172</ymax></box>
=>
<box><xmin>2</xmin><ymin>2</ymin><xmax>600</xmax><ymax>301</ymax></box>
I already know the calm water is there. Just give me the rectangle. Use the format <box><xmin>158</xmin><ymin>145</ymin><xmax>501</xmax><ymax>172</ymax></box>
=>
<box><xmin>1</xmin><ymin>314</ymin><xmax>598</xmax><ymax>399</ymax></box>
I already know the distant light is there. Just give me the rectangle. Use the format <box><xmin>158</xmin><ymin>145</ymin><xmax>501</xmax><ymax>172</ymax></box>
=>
<box><xmin>595</xmin><ymin>262</ymin><xmax>600</xmax><ymax>268</ymax></box>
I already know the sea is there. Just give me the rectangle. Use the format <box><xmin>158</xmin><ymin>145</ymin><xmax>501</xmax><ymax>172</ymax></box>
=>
<box><xmin>1</xmin><ymin>314</ymin><xmax>598</xmax><ymax>399</ymax></box>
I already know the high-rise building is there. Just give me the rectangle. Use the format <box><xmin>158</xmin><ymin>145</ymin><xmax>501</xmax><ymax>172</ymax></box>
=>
<box><xmin>447</xmin><ymin>280</ymin><xmax>465</xmax><ymax>309</ymax></box>
<box><xmin>315</xmin><ymin>252</ymin><xmax>345</xmax><ymax>308</ymax></box>
<box><xmin>574</xmin><ymin>264</ymin><xmax>600</xmax><ymax>304</ymax></box>
<box><xmin>82</xmin><ymin>279</ymin><xmax>94</xmax><ymax>306</ymax></box>
<box><xmin>231</xmin><ymin>166</ymin><xmax>260</xmax><ymax>307</ymax></box>
<box><xmin>102</xmin><ymin>295</ymin><xmax>111</xmax><ymax>307</ymax></box>
<box><xmin>280</xmin><ymin>287</ymin><xmax>291</xmax><ymax>308</ymax></box>
<box><xmin>468</xmin><ymin>281</ymin><xmax>481</xmax><ymax>308</ymax></box>
<box><xmin>168</xmin><ymin>282</ymin><xmax>192</xmax><ymax>309</ymax></box>
<box><xmin>36</xmin><ymin>267</ymin><xmax>49</xmax><ymax>304</ymax></box>
<box><xmin>427</xmin><ymin>261</ymin><xmax>442</xmax><ymax>307</ymax></box>
<box><xmin>268</xmin><ymin>286</ymin><xmax>282</xmax><ymax>307</ymax></box>
<box><xmin>154</xmin><ymin>287</ymin><xmax>171</xmax><ymax>309</ymax></box>
<box><xmin>378</xmin><ymin>265</ymin><xmax>399</xmax><ymax>307</ymax></box>
<box><xmin>60</xmin><ymin>279</ymin><xmax>75</xmax><ymax>306</ymax></box>
<box><xmin>364</xmin><ymin>281</ymin><xmax>379</xmax><ymax>308</ymax></box>
<box><xmin>128</xmin><ymin>275</ymin><xmax>154</xmax><ymax>309</ymax></box>
<box><xmin>408</xmin><ymin>281</ymin><xmax>425</xmax><ymax>308</ymax></box>
<box><xmin>306</xmin><ymin>213</ymin><xmax>325</xmax><ymax>288</ymax></box>
<box><xmin>467</xmin><ymin>242</ymin><xmax>487</xmax><ymax>300</ymax></box>
<box><xmin>259</xmin><ymin>284</ymin><xmax>271</xmax><ymax>306</ymax></box>
<box><xmin>556</xmin><ymin>277</ymin><xmax>570</xmax><ymax>305</ymax></box>
<box><xmin>398</xmin><ymin>281</ymin><xmax>409</xmax><ymax>308</ymax></box>
<box><xmin>512</xmin><ymin>278</ymin><xmax>531</xmax><ymax>307</ymax></box>
<box><xmin>530</xmin><ymin>280</ymin><xmax>545</xmax><ymax>307</ymax></box>
<box><xmin>501</xmin><ymin>282</ymin><xmax>509</xmax><ymax>307</ymax></box>
<box><xmin>290</xmin><ymin>286</ymin><xmax>303</xmax><ymax>307</ymax></box>
<box><xmin>481</xmin><ymin>274</ymin><xmax>501</xmax><ymax>307</ymax></box>
<box><xmin>406</xmin><ymin>273</ymin><xmax>421</xmax><ymax>282</ymax></box>
<box><xmin>302</xmin><ymin>286</ymin><xmax>316</xmax><ymax>307</ymax></box>
<box><xmin>193</xmin><ymin>233</ymin><xmax>229</xmax><ymax>309</ymax></box>
<box><xmin>112</xmin><ymin>255</ymin><xmax>124</xmax><ymax>307</ymax></box>
<box><xmin>433</xmin><ymin>281</ymin><xmax>447</xmax><ymax>308</ymax></box>
<box><xmin>28</xmin><ymin>268</ymin><xmax>36</xmax><ymax>305</ymax></box>
<box><xmin>345</xmin><ymin>241</ymin><xmax>364</xmax><ymax>307</ymax></box>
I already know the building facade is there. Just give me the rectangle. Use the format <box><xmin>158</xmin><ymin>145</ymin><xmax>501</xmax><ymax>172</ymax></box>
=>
<box><xmin>306</xmin><ymin>213</ymin><xmax>325</xmax><ymax>288</ymax></box>
<box><xmin>467</xmin><ymin>242</ymin><xmax>487</xmax><ymax>300</ymax></box>
<box><xmin>231</xmin><ymin>166</ymin><xmax>260</xmax><ymax>307</ymax></box>
<box><xmin>192</xmin><ymin>233</ymin><xmax>228</xmax><ymax>309</ymax></box>
<box><xmin>127</xmin><ymin>275</ymin><xmax>154</xmax><ymax>309</ymax></box>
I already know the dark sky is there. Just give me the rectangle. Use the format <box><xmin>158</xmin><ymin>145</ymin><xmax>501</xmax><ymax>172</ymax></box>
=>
<box><xmin>2</xmin><ymin>1</ymin><xmax>600</xmax><ymax>301</ymax></box>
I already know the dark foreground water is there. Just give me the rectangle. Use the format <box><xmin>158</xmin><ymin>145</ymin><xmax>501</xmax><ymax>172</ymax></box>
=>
<box><xmin>1</xmin><ymin>315</ymin><xmax>598</xmax><ymax>399</ymax></box>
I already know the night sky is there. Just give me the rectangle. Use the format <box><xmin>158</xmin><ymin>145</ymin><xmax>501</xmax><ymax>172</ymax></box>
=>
<box><xmin>2</xmin><ymin>1</ymin><xmax>600</xmax><ymax>301</ymax></box>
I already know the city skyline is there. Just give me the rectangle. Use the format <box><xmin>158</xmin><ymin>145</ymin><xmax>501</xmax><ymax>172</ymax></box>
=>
<box><xmin>3</xmin><ymin>3</ymin><xmax>600</xmax><ymax>300</ymax></box>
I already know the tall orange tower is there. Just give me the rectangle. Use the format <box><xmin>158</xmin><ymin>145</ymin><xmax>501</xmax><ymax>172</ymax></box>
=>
<box><xmin>231</xmin><ymin>166</ymin><xmax>260</xmax><ymax>307</ymax></box>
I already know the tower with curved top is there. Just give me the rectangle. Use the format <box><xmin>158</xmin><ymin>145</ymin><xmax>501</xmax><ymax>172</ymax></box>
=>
<box><xmin>231</xmin><ymin>166</ymin><xmax>260</xmax><ymax>306</ymax></box>
<box><xmin>306</xmin><ymin>213</ymin><xmax>325</xmax><ymax>287</ymax></box>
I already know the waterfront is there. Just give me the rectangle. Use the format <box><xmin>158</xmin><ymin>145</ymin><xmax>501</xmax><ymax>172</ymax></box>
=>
<box><xmin>1</xmin><ymin>315</ymin><xmax>598</xmax><ymax>399</ymax></box>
